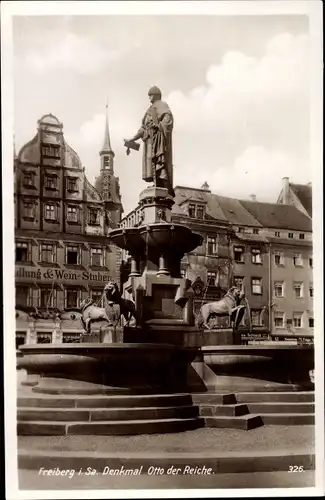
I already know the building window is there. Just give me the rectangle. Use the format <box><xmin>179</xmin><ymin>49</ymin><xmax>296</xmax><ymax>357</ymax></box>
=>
<box><xmin>67</xmin><ymin>177</ymin><xmax>78</xmax><ymax>192</ymax></box>
<box><xmin>299</xmin><ymin>233</ymin><xmax>305</xmax><ymax>240</ymax></box>
<box><xmin>309</xmin><ymin>317</ymin><xmax>314</xmax><ymax>328</ymax></box>
<box><xmin>207</xmin><ymin>271</ymin><xmax>217</xmax><ymax>286</ymax></box>
<box><xmin>293</xmin><ymin>313</ymin><xmax>302</xmax><ymax>328</ymax></box>
<box><xmin>188</xmin><ymin>204</ymin><xmax>196</xmax><ymax>218</ymax></box>
<box><xmin>44</xmin><ymin>203</ymin><xmax>57</xmax><ymax>221</ymax></box>
<box><xmin>275</xmin><ymin>231</ymin><xmax>280</xmax><ymax>237</ymax></box>
<box><xmin>67</xmin><ymin>206</ymin><xmax>79</xmax><ymax>223</ymax></box>
<box><xmin>207</xmin><ymin>236</ymin><xmax>217</xmax><ymax>255</ymax></box>
<box><xmin>65</xmin><ymin>288</ymin><xmax>78</xmax><ymax>308</ymax></box>
<box><xmin>288</xmin><ymin>232</ymin><xmax>294</xmax><ymax>239</ymax></box>
<box><xmin>15</xmin><ymin>286</ymin><xmax>29</xmax><ymax>307</ymax></box>
<box><xmin>309</xmin><ymin>285</ymin><xmax>313</xmax><ymax>298</ymax></box>
<box><xmin>40</xmin><ymin>288</ymin><xmax>54</xmax><ymax>308</ymax></box>
<box><xmin>274</xmin><ymin>312</ymin><xmax>284</xmax><ymax>328</ymax></box>
<box><xmin>238</xmin><ymin>227</ymin><xmax>244</xmax><ymax>233</ymax></box>
<box><xmin>88</xmin><ymin>208</ymin><xmax>100</xmax><ymax>225</ymax></box>
<box><xmin>23</xmin><ymin>201</ymin><xmax>35</xmax><ymax>219</ymax></box>
<box><xmin>234</xmin><ymin>246</ymin><xmax>244</xmax><ymax>263</ymax></box>
<box><xmin>23</xmin><ymin>172</ymin><xmax>35</xmax><ymax>188</ymax></box>
<box><xmin>293</xmin><ymin>282</ymin><xmax>303</xmax><ymax>298</ymax></box>
<box><xmin>274</xmin><ymin>281</ymin><xmax>284</xmax><ymax>298</ymax></box>
<box><xmin>40</xmin><ymin>243</ymin><xmax>54</xmax><ymax>263</ymax></box>
<box><xmin>251</xmin><ymin>248</ymin><xmax>262</xmax><ymax>264</ymax></box>
<box><xmin>180</xmin><ymin>269</ymin><xmax>186</xmax><ymax>278</ymax></box>
<box><xmin>293</xmin><ymin>254</ymin><xmax>303</xmax><ymax>267</ymax></box>
<box><xmin>44</xmin><ymin>175</ymin><xmax>57</xmax><ymax>190</ymax></box>
<box><xmin>274</xmin><ymin>252</ymin><xmax>284</xmax><ymax>266</ymax></box>
<box><xmin>66</xmin><ymin>245</ymin><xmax>79</xmax><ymax>265</ymax></box>
<box><xmin>91</xmin><ymin>247</ymin><xmax>103</xmax><ymax>266</ymax></box>
<box><xmin>309</xmin><ymin>257</ymin><xmax>313</xmax><ymax>268</ymax></box>
<box><xmin>253</xmin><ymin>228</ymin><xmax>259</xmax><ymax>235</ymax></box>
<box><xmin>16</xmin><ymin>242</ymin><xmax>28</xmax><ymax>262</ymax></box>
<box><xmin>234</xmin><ymin>276</ymin><xmax>244</xmax><ymax>289</ymax></box>
<box><xmin>91</xmin><ymin>289</ymin><xmax>103</xmax><ymax>304</ymax></box>
<box><xmin>252</xmin><ymin>278</ymin><xmax>262</xmax><ymax>295</ymax></box>
<box><xmin>251</xmin><ymin>309</ymin><xmax>261</xmax><ymax>326</ymax></box>
<box><xmin>42</xmin><ymin>145</ymin><xmax>60</xmax><ymax>158</ymax></box>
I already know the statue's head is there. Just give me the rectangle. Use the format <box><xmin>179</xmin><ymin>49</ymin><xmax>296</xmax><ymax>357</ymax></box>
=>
<box><xmin>228</xmin><ymin>286</ymin><xmax>245</xmax><ymax>302</ymax></box>
<box><xmin>148</xmin><ymin>85</ymin><xmax>162</xmax><ymax>103</ymax></box>
<box><xmin>80</xmin><ymin>297</ymin><xmax>93</xmax><ymax>310</ymax></box>
<box><xmin>104</xmin><ymin>281</ymin><xmax>120</xmax><ymax>300</ymax></box>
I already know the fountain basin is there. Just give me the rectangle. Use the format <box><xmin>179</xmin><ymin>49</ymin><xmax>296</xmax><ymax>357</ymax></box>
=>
<box><xmin>108</xmin><ymin>223</ymin><xmax>202</xmax><ymax>256</ymax></box>
<box><xmin>18</xmin><ymin>343</ymin><xmax>198</xmax><ymax>395</ymax></box>
<box><xmin>197</xmin><ymin>344</ymin><xmax>314</xmax><ymax>392</ymax></box>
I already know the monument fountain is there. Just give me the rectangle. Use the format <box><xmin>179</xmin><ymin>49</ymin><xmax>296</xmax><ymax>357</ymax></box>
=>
<box><xmin>17</xmin><ymin>86</ymin><xmax>314</xmax><ymax>437</ymax></box>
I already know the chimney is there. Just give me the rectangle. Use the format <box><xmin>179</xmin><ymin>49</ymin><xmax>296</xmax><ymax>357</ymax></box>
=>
<box><xmin>249</xmin><ymin>194</ymin><xmax>256</xmax><ymax>201</ymax></box>
<box><xmin>201</xmin><ymin>181</ymin><xmax>210</xmax><ymax>192</ymax></box>
<box><xmin>282</xmin><ymin>177</ymin><xmax>290</xmax><ymax>204</ymax></box>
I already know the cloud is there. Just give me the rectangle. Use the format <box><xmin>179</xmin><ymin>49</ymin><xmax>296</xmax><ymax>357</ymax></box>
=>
<box><xmin>168</xmin><ymin>32</ymin><xmax>310</xmax><ymax>201</ymax></box>
<box><xmin>25</xmin><ymin>33</ymin><xmax>129</xmax><ymax>75</ymax></box>
<box><xmin>65</xmin><ymin>32</ymin><xmax>311</xmax><ymax>212</ymax></box>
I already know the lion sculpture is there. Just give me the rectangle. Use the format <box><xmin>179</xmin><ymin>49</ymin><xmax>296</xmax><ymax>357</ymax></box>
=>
<box><xmin>80</xmin><ymin>281</ymin><xmax>136</xmax><ymax>334</ymax></box>
<box><xmin>103</xmin><ymin>281</ymin><xmax>136</xmax><ymax>326</ymax></box>
<box><xmin>197</xmin><ymin>286</ymin><xmax>246</xmax><ymax>330</ymax></box>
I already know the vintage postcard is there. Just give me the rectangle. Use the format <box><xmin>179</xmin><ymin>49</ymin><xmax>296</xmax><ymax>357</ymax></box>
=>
<box><xmin>2</xmin><ymin>1</ymin><xmax>324</xmax><ymax>498</ymax></box>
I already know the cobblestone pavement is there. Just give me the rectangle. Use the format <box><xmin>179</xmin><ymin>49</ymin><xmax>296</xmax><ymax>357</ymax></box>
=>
<box><xmin>19</xmin><ymin>425</ymin><xmax>315</xmax><ymax>453</ymax></box>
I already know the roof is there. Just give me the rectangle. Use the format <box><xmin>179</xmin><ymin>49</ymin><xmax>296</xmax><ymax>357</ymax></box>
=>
<box><xmin>173</xmin><ymin>185</ymin><xmax>312</xmax><ymax>233</ymax></box>
<box><xmin>38</xmin><ymin>114</ymin><xmax>61</xmax><ymax>126</ymax></box>
<box><xmin>239</xmin><ymin>200</ymin><xmax>312</xmax><ymax>232</ymax></box>
<box><xmin>290</xmin><ymin>183</ymin><xmax>312</xmax><ymax>217</ymax></box>
<box><xmin>173</xmin><ymin>187</ymin><xmax>228</xmax><ymax>222</ymax></box>
<box><xmin>215</xmin><ymin>195</ymin><xmax>262</xmax><ymax>227</ymax></box>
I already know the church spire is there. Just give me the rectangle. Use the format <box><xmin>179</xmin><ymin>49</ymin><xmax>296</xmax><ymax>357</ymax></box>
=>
<box><xmin>100</xmin><ymin>103</ymin><xmax>114</xmax><ymax>155</ymax></box>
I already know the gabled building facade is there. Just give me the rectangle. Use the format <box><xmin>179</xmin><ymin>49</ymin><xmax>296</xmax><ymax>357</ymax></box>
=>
<box><xmin>15</xmin><ymin>112</ymin><xmax>122</xmax><ymax>346</ymax></box>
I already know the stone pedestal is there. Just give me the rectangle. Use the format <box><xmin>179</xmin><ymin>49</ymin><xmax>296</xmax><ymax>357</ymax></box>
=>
<box><xmin>139</xmin><ymin>186</ymin><xmax>174</xmax><ymax>224</ymax></box>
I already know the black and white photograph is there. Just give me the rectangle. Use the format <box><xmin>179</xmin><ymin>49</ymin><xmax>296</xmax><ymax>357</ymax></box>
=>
<box><xmin>2</xmin><ymin>1</ymin><xmax>324</xmax><ymax>498</ymax></box>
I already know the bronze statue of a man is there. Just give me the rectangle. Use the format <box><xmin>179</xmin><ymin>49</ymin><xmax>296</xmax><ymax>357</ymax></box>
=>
<box><xmin>125</xmin><ymin>86</ymin><xmax>174</xmax><ymax>197</ymax></box>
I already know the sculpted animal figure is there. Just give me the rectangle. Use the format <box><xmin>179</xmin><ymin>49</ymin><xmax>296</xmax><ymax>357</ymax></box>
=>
<box><xmin>103</xmin><ymin>281</ymin><xmax>136</xmax><ymax>326</ymax></box>
<box><xmin>197</xmin><ymin>286</ymin><xmax>246</xmax><ymax>330</ymax></box>
<box><xmin>79</xmin><ymin>297</ymin><xmax>116</xmax><ymax>334</ymax></box>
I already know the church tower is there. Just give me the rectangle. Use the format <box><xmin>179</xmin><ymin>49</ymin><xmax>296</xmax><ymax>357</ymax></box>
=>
<box><xmin>95</xmin><ymin>105</ymin><xmax>123</xmax><ymax>227</ymax></box>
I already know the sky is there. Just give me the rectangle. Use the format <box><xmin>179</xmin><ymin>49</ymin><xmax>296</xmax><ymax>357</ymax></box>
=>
<box><xmin>13</xmin><ymin>12</ymin><xmax>312</xmax><ymax>214</ymax></box>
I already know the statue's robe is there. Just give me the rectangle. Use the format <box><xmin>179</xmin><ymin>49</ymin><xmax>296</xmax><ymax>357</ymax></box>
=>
<box><xmin>137</xmin><ymin>100</ymin><xmax>173</xmax><ymax>195</ymax></box>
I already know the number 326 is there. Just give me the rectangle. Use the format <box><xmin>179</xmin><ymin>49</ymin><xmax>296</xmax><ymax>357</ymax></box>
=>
<box><xmin>288</xmin><ymin>465</ymin><xmax>304</xmax><ymax>472</ymax></box>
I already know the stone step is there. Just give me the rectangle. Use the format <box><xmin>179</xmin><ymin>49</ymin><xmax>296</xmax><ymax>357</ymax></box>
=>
<box><xmin>191</xmin><ymin>393</ymin><xmax>237</xmax><ymax>405</ymax></box>
<box><xmin>258</xmin><ymin>413</ymin><xmax>315</xmax><ymax>426</ymax></box>
<box><xmin>204</xmin><ymin>414</ymin><xmax>263</xmax><ymax>431</ymax></box>
<box><xmin>199</xmin><ymin>404</ymin><xmax>249</xmax><ymax>417</ymax></box>
<box><xmin>235</xmin><ymin>392</ymin><xmax>314</xmax><ymax>403</ymax></box>
<box><xmin>17</xmin><ymin>417</ymin><xmax>205</xmax><ymax>436</ymax></box>
<box><xmin>17</xmin><ymin>393</ymin><xmax>193</xmax><ymax>409</ymax></box>
<box><xmin>247</xmin><ymin>402</ymin><xmax>314</xmax><ymax>414</ymax></box>
<box><xmin>17</xmin><ymin>405</ymin><xmax>199</xmax><ymax>422</ymax></box>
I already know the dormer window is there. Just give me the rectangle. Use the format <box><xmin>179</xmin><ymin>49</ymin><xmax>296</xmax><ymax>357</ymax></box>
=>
<box><xmin>188</xmin><ymin>204</ymin><xmax>196</xmax><ymax>218</ymax></box>
<box><xmin>187</xmin><ymin>203</ymin><xmax>205</xmax><ymax>219</ymax></box>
